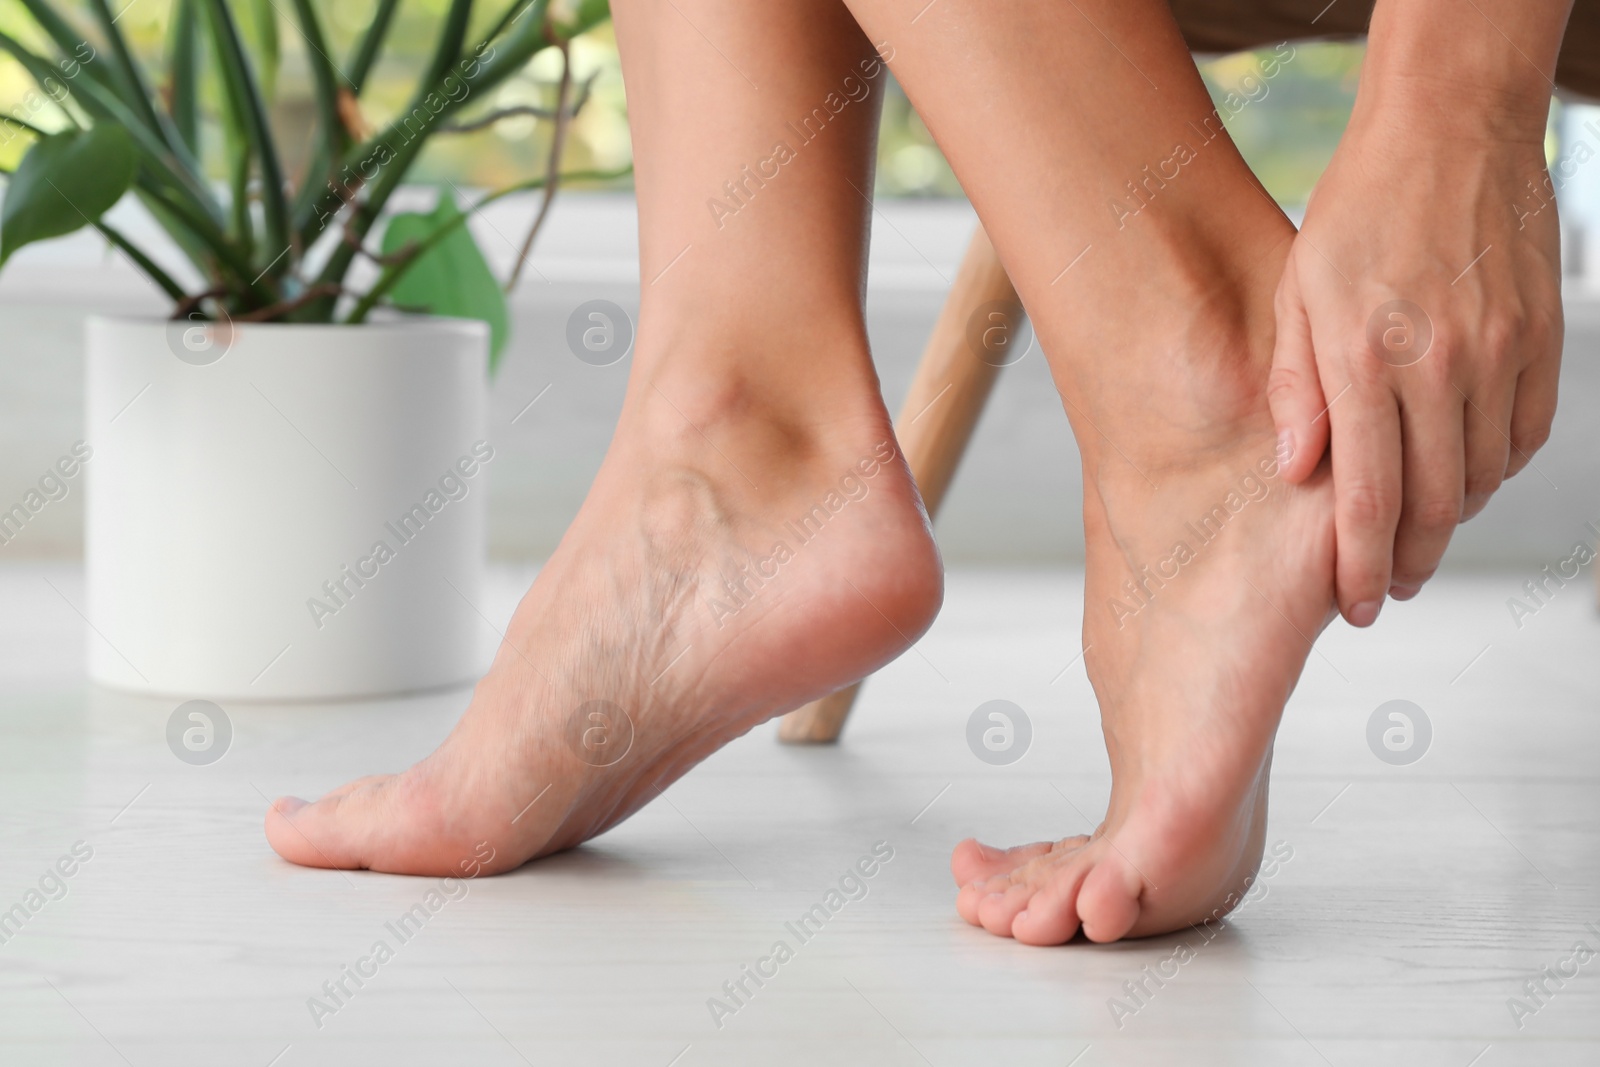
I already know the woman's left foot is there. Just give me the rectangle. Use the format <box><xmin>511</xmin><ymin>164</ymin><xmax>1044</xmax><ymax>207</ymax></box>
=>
<box><xmin>265</xmin><ymin>339</ymin><xmax>944</xmax><ymax>876</ymax></box>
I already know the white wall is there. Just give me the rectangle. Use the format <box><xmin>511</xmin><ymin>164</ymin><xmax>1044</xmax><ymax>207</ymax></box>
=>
<box><xmin>2</xmin><ymin>191</ymin><xmax>1598</xmax><ymax>566</ymax></box>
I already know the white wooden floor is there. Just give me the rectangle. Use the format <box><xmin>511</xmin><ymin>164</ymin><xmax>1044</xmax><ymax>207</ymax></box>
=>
<box><xmin>1</xmin><ymin>563</ymin><xmax>1597</xmax><ymax>1067</ymax></box>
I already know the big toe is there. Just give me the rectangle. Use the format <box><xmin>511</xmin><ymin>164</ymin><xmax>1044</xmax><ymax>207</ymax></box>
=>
<box><xmin>1076</xmin><ymin>848</ymin><xmax>1144</xmax><ymax>943</ymax></box>
<box><xmin>265</xmin><ymin>775</ymin><xmax>401</xmax><ymax>872</ymax></box>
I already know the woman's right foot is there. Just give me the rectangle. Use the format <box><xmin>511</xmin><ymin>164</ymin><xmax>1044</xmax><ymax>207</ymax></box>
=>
<box><xmin>954</xmin><ymin>225</ymin><xmax>1339</xmax><ymax>944</ymax></box>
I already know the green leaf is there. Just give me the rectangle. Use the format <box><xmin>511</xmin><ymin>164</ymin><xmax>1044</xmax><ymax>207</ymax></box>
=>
<box><xmin>380</xmin><ymin>193</ymin><xmax>509</xmax><ymax>372</ymax></box>
<box><xmin>201</xmin><ymin>0</ymin><xmax>289</xmax><ymax>274</ymax></box>
<box><xmin>346</xmin><ymin>0</ymin><xmax>400</xmax><ymax>91</ymax></box>
<box><xmin>0</xmin><ymin>125</ymin><xmax>136</xmax><ymax>266</ymax></box>
<box><xmin>87</xmin><ymin>0</ymin><xmax>168</xmax><ymax>138</ymax></box>
<box><xmin>167</xmin><ymin>0</ymin><xmax>201</xmax><ymax>153</ymax></box>
<box><xmin>240</xmin><ymin>0</ymin><xmax>281</xmax><ymax>100</ymax></box>
<box><xmin>305</xmin><ymin>0</ymin><xmax>544</xmax><ymax>308</ymax></box>
<box><xmin>288</xmin><ymin>0</ymin><xmax>350</xmax><ymax>178</ymax></box>
<box><xmin>0</xmin><ymin>29</ymin><xmax>226</xmax><ymax>235</ymax></box>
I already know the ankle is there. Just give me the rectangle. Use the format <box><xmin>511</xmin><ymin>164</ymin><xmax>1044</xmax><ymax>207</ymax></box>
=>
<box><xmin>623</xmin><ymin>325</ymin><xmax>888</xmax><ymax>468</ymax></box>
<box><xmin>1043</xmin><ymin>219</ymin><xmax>1292</xmax><ymax>476</ymax></box>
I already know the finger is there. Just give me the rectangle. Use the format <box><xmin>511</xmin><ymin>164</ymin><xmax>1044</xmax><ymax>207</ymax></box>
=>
<box><xmin>1460</xmin><ymin>377</ymin><xmax>1513</xmax><ymax>522</ymax></box>
<box><xmin>1330</xmin><ymin>363</ymin><xmax>1403</xmax><ymax>626</ymax></box>
<box><xmin>1389</xmin><ymin>391</ymin><xmax>1465</xmax><ymax>598</ymax></box>
<box><xmin>1267</xmin><ymin>265</ymin><xmax>1331</xmax><ymax>483</ymax></box>
<box><xmin>1505</xmin><ymin>351</ymin><xmax>1559</xmax><ymax>482</ymax></box>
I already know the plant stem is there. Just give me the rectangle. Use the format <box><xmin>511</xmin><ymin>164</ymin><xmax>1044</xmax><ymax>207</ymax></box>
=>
<box><xmin>343</xmin><ymin>166</ymin><xmax>629</xmax><ymax>324</ymax></box>
<box><xmin>506</xmin><ymin>38</ymin><xmax>571</xmax><ymax>292</ymax></box>
<box><xmin>237</xmin><ymin>283</ymin><xmax>344</xmax><ymax>321</ymax></box>
<box><xmin>170</xmin><ymin>286</ymin><xmax>229</xmax><ymax>320</ymax></box>
<box><xmin>441</xmin><ymin>72</ymin><xmax>597</xmax><ymax>134</ymax></box>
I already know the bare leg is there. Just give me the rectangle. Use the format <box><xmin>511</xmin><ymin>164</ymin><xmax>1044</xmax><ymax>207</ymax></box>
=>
<box><xmin>837</xmin><ymin>0</ymin><xmax>1336</xmax><ymax>942</ymax></box>
<box><xmin>264</xmin><ymin>0</ymin><xmax>943</xmax><ymax>875</ymax></box>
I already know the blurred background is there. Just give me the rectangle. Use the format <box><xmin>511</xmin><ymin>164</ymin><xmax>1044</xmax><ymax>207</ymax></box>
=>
<box><xmin>0</xmin><ymin>7</ymin><xmax>1376</xmax><ymax>201</ymax></box>
<box><xmin>4</xmin><ymin>1</ymin><xmax>1600</xmax><ymax>567</ymax></box>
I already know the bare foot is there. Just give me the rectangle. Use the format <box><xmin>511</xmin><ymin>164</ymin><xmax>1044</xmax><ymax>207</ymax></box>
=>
<box><xmin>952</xmin><ymin>247</ymin><xmax>1338</xmax><ymax>944</ymax></box>
<box><xmin>265</xmin><ymin>362</ymin><xmax>942</xmax><ymax>876</ymax></box>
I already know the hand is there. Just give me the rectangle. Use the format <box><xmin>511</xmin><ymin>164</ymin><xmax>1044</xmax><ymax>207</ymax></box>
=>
<box><xmin>1267</xmin><ymin>113</ymin><xmax>1563</xmax><ymax>626</ymax></box>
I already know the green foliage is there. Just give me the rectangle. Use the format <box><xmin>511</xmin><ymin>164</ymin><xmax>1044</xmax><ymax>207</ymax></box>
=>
<box><xmin>381</xmin><ymin>192</ymin><xmax>508</xmax><ymax>370</ymax></box>
<box><xmin>238</xmin><ymin>0</ymin><xmax>280</xmax><ymax>100</ymax></box>
<box><xmin>0</xmin><ymin>124</ymin><xmax>135</xmax><ymax>264</ymax></box>
<box><xmin>549</xmin><ymin>0</ymin><xmax>610</xmax><ymax>38</ymax></box>
<box><xmin>0</xmin><ymin>0</ymin><xmax>621</xmax><ymax>368</ymax></box>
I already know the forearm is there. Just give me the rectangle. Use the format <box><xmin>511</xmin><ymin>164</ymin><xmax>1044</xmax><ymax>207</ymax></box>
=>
<box><xmin>1360</xmin><ymin>0</ymin><xmax>1574</xmax><ymax>142</ymax></box>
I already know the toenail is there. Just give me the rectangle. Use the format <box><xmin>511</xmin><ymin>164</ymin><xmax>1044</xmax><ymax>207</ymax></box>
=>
<box><xmin>276</xmin><ymin>797</ymin><xmax>308</xmax><ymax>815</ymax></box>
<box><xmin>1389</xmin><ymin>583</ymin><xmax>1421</xmax><ymax>601</ymax></box>
<box><xmin>1275</xmin><ymin>428</ymin><xmax>1295</xmax><ymax>467</ymax></box>
<box><xmin>1348</xmin><ymin>599</ymin><xmax>1383</xmax><ymax>627</ymax></box>
<box><xmin>1015</xmin><ymin>910</ymin><xmax>1029</xmax><ymax>924</ymax></box>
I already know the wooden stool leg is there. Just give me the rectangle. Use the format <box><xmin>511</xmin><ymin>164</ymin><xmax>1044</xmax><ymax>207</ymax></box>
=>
<box><xmin>779</xmin><ymin>224</ymin><xmax>1020</xmax><ymax>743</ymax></box>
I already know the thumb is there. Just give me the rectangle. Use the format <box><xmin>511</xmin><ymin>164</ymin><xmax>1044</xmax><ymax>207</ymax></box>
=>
<box><xmin>1267</xmin><ymin>265</ymin><xmax>1329</xmax><ymax>483</ymax></box>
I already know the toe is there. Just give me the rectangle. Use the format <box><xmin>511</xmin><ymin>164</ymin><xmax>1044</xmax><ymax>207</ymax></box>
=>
<box><xmin>1077</xmin><ymin>847</ymin><xmax>1144</xmax><ymax>943</ymax></box>
<box><xmin>955</xmin><ymin>884</ymin><xmax>984</xmax><ymax>926</ymax></box>
<box><xmin>1012</xmin><ymin>861</ymin><xmax>1092</xmax><ymax>946</ymax></box>
<box><xmin>955</xmin><ymin>871</ymin><xmax>1012</xmax><ymax>926</ymax></box>
<box><xmin>950</xmin><ymin>838</ymin><xmax>1058</xmax><ymax>886</ymax></box>
<box><xmin>977</xmin><ymin>882</ymin><xmax>1034</xmax><ymax>937</ymax></box>
<box><xmin>265</xmin><ymin>775</ymin><xmax>399</xmax><ymax>871</ymax></box>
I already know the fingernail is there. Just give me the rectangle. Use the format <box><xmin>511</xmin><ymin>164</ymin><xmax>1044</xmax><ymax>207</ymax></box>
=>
<box><xmin>1275</xmin><ymin>428</ymin><xmax>1295</xmax><ymax>467</ymax></box>
<box><xmin>1348</xmin><ymin>599</ymin><xmax>1383</xmax><ymax>627</ymax></box>
<box><xmin>1389</xmin><ymin>583</ymin><xmax>1421</xmax><ymax>601</ymax></box>
<box><xmin>275</xmin><ymin>796</ymin><xmax>309</xmax><ymax>815</ymax></box>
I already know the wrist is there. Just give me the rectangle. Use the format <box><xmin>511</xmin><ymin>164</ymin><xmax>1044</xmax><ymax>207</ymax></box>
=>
<box><xmin>1346</xmin><ymin>77</ymin><xmax>1550</xmax><ymax>153</ymax></box>
<box><xmin>1358</xmin><ymin>2</ymin><xmax>1563</xmax><ymax>145</ymax></box>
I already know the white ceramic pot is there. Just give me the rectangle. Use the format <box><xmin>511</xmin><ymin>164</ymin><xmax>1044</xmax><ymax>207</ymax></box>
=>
<box><xmin>84</xmin><ymin>315</ymin><xmax>492</xmax><ymax>700</ymax></box>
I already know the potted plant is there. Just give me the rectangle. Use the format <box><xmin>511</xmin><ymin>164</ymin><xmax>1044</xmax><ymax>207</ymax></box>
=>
<box><xmin>0</xmin><ymin>0</ymin><xmax>621</xmax><ymax>699</ymax></box>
